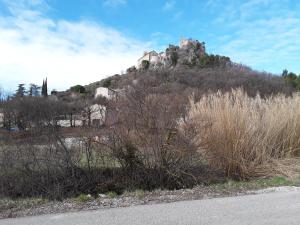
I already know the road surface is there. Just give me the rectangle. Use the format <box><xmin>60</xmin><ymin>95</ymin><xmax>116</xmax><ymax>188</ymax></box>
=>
<box><xmin>1</xmin><ymin>188</ymin><xmax>300</xmax><ymax>225</ymax></box>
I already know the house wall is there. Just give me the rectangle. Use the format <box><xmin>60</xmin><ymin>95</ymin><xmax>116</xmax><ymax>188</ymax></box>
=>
<box><xmin>90</xmin><ymin>104</ymin><xmax>106</xmax><ymax>126</ymax></box>
<box><xmin>0</xmin><ymin>113</ymin><xmax>3</xmax><ymax>128</ymax></box>
<box><xmin>95</xmin><ymin>87</ymin><xmax>110</xmax><ymax>99</ymax></box>
<box><xmin>150</xmin><ymin>55</ymin><xmax>159</xmax><ymax>64</ymax></box>
<box><xmin>95</xmin><ymin>87</ymin><xmax>117</xmax><ymax>99</ymax></box>
<box><xmin>57</xmin><ymin>119</ymin><xmax>83</xmax><ymax>127</ymax></box>
<box><xmin>137</xmin><ymin>53</ymin><xmax>151</xmax><ymax>67</ymax></box>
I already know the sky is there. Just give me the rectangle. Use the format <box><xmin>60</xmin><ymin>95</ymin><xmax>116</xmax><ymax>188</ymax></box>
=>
<box><xmin>0</xmin><ymin>0</ymin><xmax>300</xmax><ymax>92</ymax></box>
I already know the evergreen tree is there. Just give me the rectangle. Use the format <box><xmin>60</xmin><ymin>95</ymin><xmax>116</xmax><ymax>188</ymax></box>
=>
<box><xmin>41</xmin><ymin>78</ymin><xmax>48</xmax><ymax>97</ymax></box>
<box><xmin>41</xmin><ymin>80</ymin><xmax>44</xmax><ymax>96</ymax></box>
<box><xmin>45</xmin><ymin>78</ymin><xmax>48</xmax><ymax>97</ymax></box>
<box><xmin>28</xmin><ymin>83</ymin><xmax>41</xmax><ymax>96</ymax></box>
<box><xmin>282</xmin><ymin>69</ymin><xmax>288</xmax><ymax>77</ymax></box>
<box><xmin>15</xmin><ymin>84</ymin><xmax>26</xmax><ymax>98</ymax></box>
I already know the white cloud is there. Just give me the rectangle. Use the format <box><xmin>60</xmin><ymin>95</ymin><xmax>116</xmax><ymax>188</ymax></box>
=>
<box><xmin>163</xmin><ymin>0</ymin><xmax>175</xmax><ymax>11</ymax></box>
<box><xmin>0</xmin><ymin>0</ymin><xmax>150</xmax><ymax>91</ymax></box>
<box><xmin>172</xmin><ymin>11</ymin><xmax>183</xmax><ymax>21</ymax></box>
<box><xmin>103</xmin><ymin>0</ymin><xmax>127</xmax><ymax>8</ymax></box>
<box><xmin>208</xmin><ymin>0</ymin><xmax>300</xmax><ymax>74</ymax></box>
<box><xmin>220</xmin><ymin>17</ymin><xmax>300</xmax><ymax>73</ymax></box>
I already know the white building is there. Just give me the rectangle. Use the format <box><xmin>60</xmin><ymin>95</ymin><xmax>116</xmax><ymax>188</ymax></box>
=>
<box><xmin>0</xmin><ymin>112</ymin><xmax>3</xmax><ymax>128</ymax></box>
<box><xmin>57</xmin><ymin>119</ymin><xmax>83</xmax><ymax>127</ymax></box>
<box><xmin>90</xmin><ymin>104</ymin><xmax>106</xmax><ymax>126</ymax></box>
<box><xmin>56</xmin><ymin>104</ymin><xmax>106</xmax><ymax>128</ymax></box>
<box><xmin>95</xmin><ymin>87</ymin><xmax>116</xmax><ymax>99</ymax></box>
<box><xmin>95</xmin><ymin>87</ymin><xmax>124</xmax><ymax>100</ymax></box>
<box><xmin>137</xmin><ymin>51</ymin><xmax>161</xmax><ymax>68</ymax></box>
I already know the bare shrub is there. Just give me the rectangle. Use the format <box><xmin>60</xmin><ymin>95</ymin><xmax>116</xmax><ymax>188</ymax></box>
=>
<box><xmin>105</xmin><ymin>86</ymin><xmax>206</xmax><ymax>189</ymax></box>
<box><xmin>0</xmin><ymin>132</ymin><xmax>121</xmax><ymax>199</ymax></box>
<box><xmin>0</xmin><ymin>96</ymin><xmax>114</xmax><ymax>199</ymax></box>
<box><xmin>182</xmin><ymin>89</ymin><xmax>300</xmax><ymax>179</ymax></box>
<box><xmin>113</xmin><ymin>65</ymin><xmax>293</xmax><ymax>99</ymax></box>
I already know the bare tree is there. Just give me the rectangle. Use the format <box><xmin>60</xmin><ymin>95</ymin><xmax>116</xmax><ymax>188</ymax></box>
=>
<box><xmin>103</xmin><ymin>84</ymin><xmax>201</xmax><ymax>189</ymax></box>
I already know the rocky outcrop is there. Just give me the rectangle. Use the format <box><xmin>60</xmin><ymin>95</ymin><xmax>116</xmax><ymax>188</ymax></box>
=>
<box><xmin>140</xmin><ymin>39</ymin><xmax>207</xmax><ymax>70</ymax></box>
<box><xmin>164</xmin><ymin>44</ymin><xmax>179</xmax><ymax>67</ymax></box>
<box><xmin>136</xmin><ymin>38</ymin><xmax>230</xmax><ymax>71</ymax></box>
<box><xmin>177</xmin><ymin>40</ymin><xmax>206</xmax><ymax>66</ymax></box>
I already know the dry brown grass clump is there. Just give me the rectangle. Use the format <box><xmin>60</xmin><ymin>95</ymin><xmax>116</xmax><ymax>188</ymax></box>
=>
<box><xmin>182</xmin><ymin>89</ymin><xmax>300</xmax><ymax>179</ymax></box>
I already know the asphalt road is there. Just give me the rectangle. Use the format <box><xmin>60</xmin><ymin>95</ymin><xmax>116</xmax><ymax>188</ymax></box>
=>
<box><xmin>1</xmin><ymin>188</ymin><xmax>300</xmax><ymax>225</ymax></box>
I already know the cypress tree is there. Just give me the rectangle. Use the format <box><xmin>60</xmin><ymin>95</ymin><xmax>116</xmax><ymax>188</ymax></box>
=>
<box><xmin>44</xmin><ymin>78</ymin><xmax>48</xmax><ymax>97</ymax></box>
<box><xmin>41</xmin><ymin>78</ymin><xmax>48</xmax><ymax>97</ymax></box>
<box><xmin>41</xmin><ymin>80</ymin><xmax>45</xmax><ymax>96</ymax></box>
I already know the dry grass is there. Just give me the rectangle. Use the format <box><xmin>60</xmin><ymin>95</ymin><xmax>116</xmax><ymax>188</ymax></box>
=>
<box><xmin>182</xmin><ymin>89</ymin><xmax>300</xmax><ymax>179</ymax></box>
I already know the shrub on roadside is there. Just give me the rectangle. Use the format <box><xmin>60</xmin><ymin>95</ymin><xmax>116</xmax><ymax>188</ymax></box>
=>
<box><xmin>105</xmin><ymin>87</ymin><xmax>207</xmax><ymax>190</ymax></box>
<box><xmin>74</xmin><ymin>194</ymin><xmax>93</xmax><ymax>203</ymax></box>
<box><xmin>182</xmin><ymin>89</ymin><xmax>300</xmax><ymax>179</ymax></box>
<box><xmin>106</xmin><ymin>191</ymin><xmax>117</xmax><ymax>198</ymax></box>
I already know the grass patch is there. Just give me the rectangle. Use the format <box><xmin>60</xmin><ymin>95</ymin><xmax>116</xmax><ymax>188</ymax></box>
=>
<box><xmin>134</xmin><ymin>189</ymin><xmax>146</xmax><ymax>199</ymax></box>
<box><xmin>0</xmin><ymin>197</ymin><xmax>48</xmax><ymax>211</ymax></box>
<box><xmin>73</xmin><ymin>194</ymin><xmax>93</xmax><ymax>203</ymax></box>
<box><xmin>212</xmin><ymin>176</ymin><xmax>300</xmax><ymax>191</ymax></box>
<box><xmin>106</xmin><ymin>191</ymin><xmax>117</xmax><ymax>198</ymax></box>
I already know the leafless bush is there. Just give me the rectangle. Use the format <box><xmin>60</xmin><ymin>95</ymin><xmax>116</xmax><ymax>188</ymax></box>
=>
<box><xmin>1</xmin><ymin>96</ymin><xmax>69</xmax><ymax>132</ymax></box>
<box><xmin>0</xmin><ymin>130</ymin><xmax>122</xmax><ymax>199</ymax></box>
<box><xmin>104</xmin><ymin>86</ymin><xmax>209</xmax><ymax>189</ymax></box>
<box><xmin>182</xmin><ymin>89</ymin><xmax>300</xmax><ymax>179</ymax></box>
<box><xmin>0</xmin><ymin>96</ymin><xmax>115</xmax><ymax>199</ymax></box>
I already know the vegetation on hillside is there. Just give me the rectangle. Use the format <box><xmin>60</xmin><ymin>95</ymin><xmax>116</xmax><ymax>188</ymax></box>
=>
<box><xmin>70</xmin><ymin>85</ymin><xmax>86</xmax><ymax>93</ymax></box>
<box><xmin>282</xmin><ymin>69</ymin><xmax>300</xmax><ymax>88</ymax></box>
<box><xmin>1</xmin><ymin>41</ymin><xmax>300</xmax><ymax>200</ymax></box>
<box><xmin>183</xmin><ymin>89</ymin><xmax>300</xmax><ymax>179</ymax></box>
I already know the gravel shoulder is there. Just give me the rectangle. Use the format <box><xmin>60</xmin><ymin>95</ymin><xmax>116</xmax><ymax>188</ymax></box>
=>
<box><xmin>1</xmin><ymin>177</ymin><xmax>300</xmax><ymax>219</ymax></box>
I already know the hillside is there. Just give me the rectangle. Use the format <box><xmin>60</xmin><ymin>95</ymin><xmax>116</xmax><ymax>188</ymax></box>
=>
<box><xmin>84</xmin><ymin>39</ymin><xmax>293</xmax><ymax>98</ymax></box>
<box><xmin>2</xmin><ymin>38</ymin><xmax>300</xmax><ymax>204</ymax></box>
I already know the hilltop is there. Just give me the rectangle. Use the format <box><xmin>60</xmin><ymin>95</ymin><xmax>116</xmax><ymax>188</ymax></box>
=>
<box><xmin>83</xmin><ymin>38</ymin><xmax>292</xmax><ymax>98</ymax></box>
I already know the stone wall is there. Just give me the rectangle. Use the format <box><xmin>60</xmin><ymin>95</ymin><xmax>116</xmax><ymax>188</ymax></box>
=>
<box><xmin>137</xmin><ymin>38</ymin><xmax>206</xmax><ymax>69</ymax></box>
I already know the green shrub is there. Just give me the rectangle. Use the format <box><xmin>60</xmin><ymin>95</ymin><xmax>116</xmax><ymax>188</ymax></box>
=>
<box><xmin>102</xmin><ymin>79</ymin><xmax>112</xmax><ymax>88</ymax></box>
<box><xmin>74</xmin><ymin>194</ymin><xmax>92</xmax><ymax>202</ymax></box>
<box><xmin>282</xmin><ymin>69</ymin><xmax>300</xmax><ymax>88</ymax></box>
<box><xmin>141</xmin><ymin>60</ymin><xmax>150</xmax><ymax>70</ymax></box>
<box><xmin>199</xmin><ymin>54</ymin><xmax>230</xmax><ymax>68</ymax></box>
<box><xmin>106</xmin><ymin>191</ymin><xmax>117</xmax><ymax>198</ymax></box>
<box><xmin>70</xmin><ymin>85</ymin><xmax>86</xmax><ymax>93</ymax></box>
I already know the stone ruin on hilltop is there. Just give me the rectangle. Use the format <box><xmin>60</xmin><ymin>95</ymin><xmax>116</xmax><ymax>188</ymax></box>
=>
<box><xmin>137</xmin><ymin>38</ymin><xmax>206</xmax><ymax>69</ymax></box>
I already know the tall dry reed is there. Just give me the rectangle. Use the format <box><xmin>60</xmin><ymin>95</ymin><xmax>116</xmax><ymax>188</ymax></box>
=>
<box><xmin>182</xmin><ymin>89</ymin><xmax>300</xmax><ymax>179</ymax></box>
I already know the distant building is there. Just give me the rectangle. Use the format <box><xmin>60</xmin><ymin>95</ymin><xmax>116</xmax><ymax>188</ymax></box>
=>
<box><xmin>56</xmin><ymin>104</ymin><xmax>106</xmax><ymax>128</ymax></box>
<box><xmin>137</xmin><ymin>51</ymin><xmax>161</xmax><ymax>68</ymax></box>
<box><xmin>95</xmin><ymin>87</ymin><xmax>116</xmax><ymax>99</ymax></box>
<box><xmin>57</xmin><ymin>119</ymin><xmax>83</xmax><ymax>127</ymax></box>
<box><xmin>90</xmin><ymin>104</ymin><xmax>106</xmax><ymax>127</ymax></box>
<box><xmin>95</xmin><ymin>87</ymin><xmax>124</xmax><ymax>100</ymax></box>
<box><xmin>0</xmin><ymin>112</ymin><xmax>3</xmax><ymax>128</ymax></box>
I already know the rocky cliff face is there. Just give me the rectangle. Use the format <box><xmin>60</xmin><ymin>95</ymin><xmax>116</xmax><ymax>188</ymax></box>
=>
<box><xmin>177</xmin><ymin>40</ymin><xmax>206</xmax><ymax>66</ymax></box>
<box><xmin>149</xmin><ymin>39</ymin><xmax>207</xmax><ymax>69</ymax></box>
